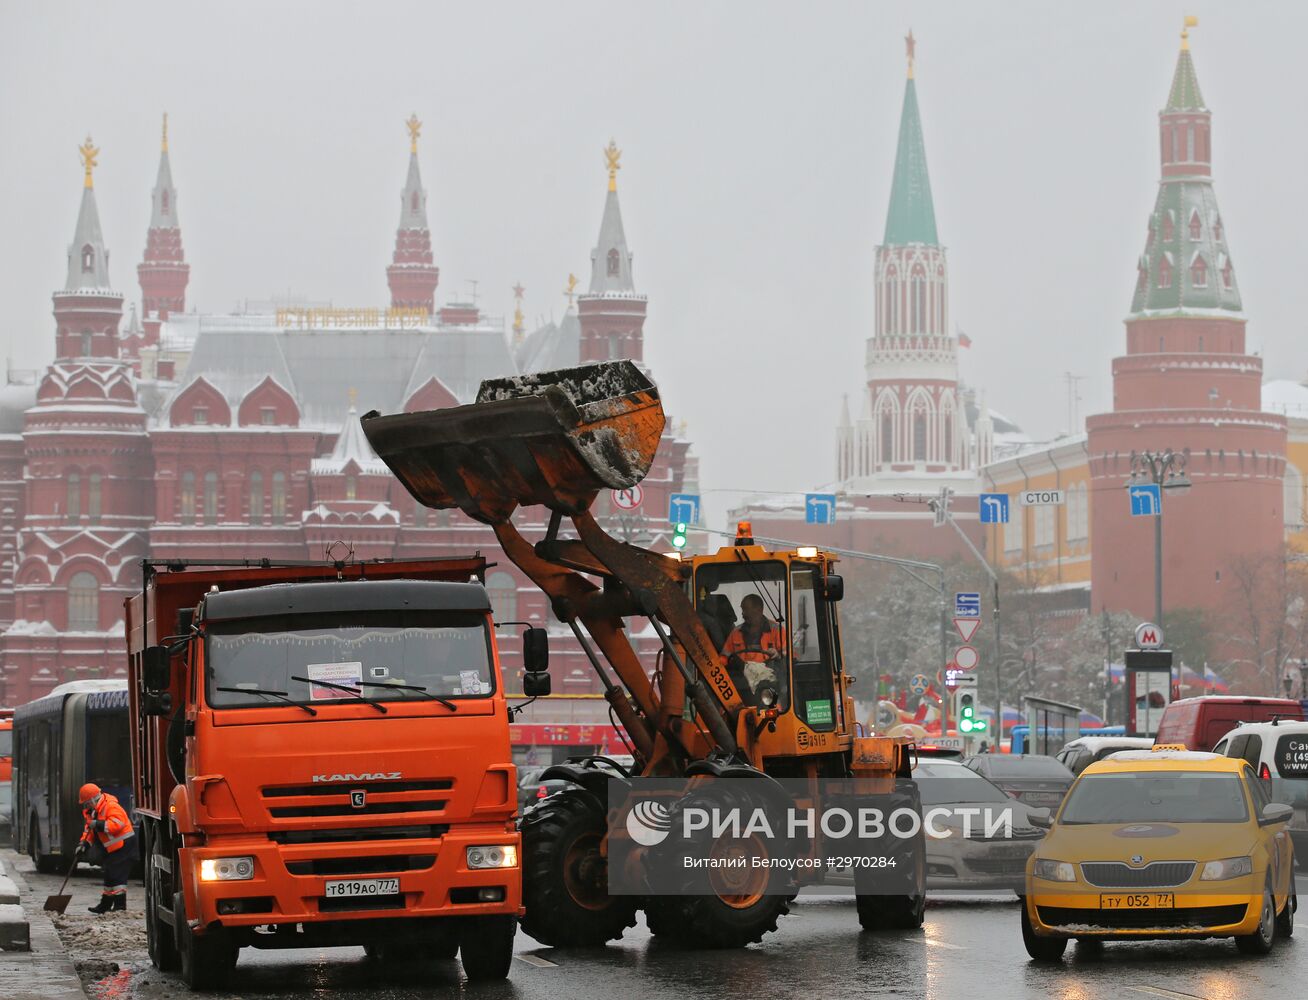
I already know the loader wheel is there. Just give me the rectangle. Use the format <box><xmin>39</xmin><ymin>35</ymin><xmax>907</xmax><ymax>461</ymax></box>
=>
<box><xmin>855</xmin><ymin>832</ymin><xmax>926</xmax><ymax>930</ymax></box>
<box><xmin>644</xmin><ymin>781</ymin><xmax>792</xmax><ymax>949</ymax></box>
<box><xmin>520</xmin><ymin>788</ymin><xmax>636</xmax><ymax>946</ymax></box>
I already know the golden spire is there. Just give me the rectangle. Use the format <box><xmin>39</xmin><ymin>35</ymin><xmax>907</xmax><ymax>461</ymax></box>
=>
<box><xmin>1181</xmin><ymin>15</ymin><xmax>1198</xmax><ymax>50</ymax></box>
<box><xmin>406</xmin><ymin>113</ymin><xmax>422</xmax><ymax>154</ymax></box>
<box><xmin>512</xmin><ymin>283</ymin><xmax>525</xmax><ymax>344</ymax></box>
<box><xmin>564</xmin><ymin>273</ymin><xmax>578</xmax><ymax>308</ymax></box>
<box><xmin>79</xmin><ymin>136</ymin><xmax>99</xmax><ymax>189</ymax></box>
<box><xmin>604</xmin><ymin>139</ymin><xmax>621</xmax><ymax>192</ymax></box>
<box><xmin>162</xmin><ymin>112</ymin><xmax>169</xmax><ymax>152</ymax></box>
<box><xmin>905</xmin><ymin>29</ymin><xmax>916</xmax><ymax>79</ymax></box>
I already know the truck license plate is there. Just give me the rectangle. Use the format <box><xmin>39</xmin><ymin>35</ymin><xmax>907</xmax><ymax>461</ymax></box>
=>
<box><xmin>324</xmin><ymin>878</ymin><xmax>400</xmax><ymax>898</ymax></box>
<box><xmin>1099</xmin><ymin>892</ymin><xmax>1174</xmax><ymax>909</ymax></box>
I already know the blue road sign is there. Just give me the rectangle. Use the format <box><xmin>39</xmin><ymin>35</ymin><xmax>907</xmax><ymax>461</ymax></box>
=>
<box><xmin>979</xmin><ymin>493</ymin><xmax>1010</xmax><ymax>524</ymax></box>
<box><xmin>955</xmin><ymin>592</ymin><xmax>981</xmax><ymax>619</ymax></box>
<box><xmin>1129</xmin><ymin>483</ymin><xmax>1161</xmax><ymax>517</ymax></box>
<box><xmin>668</xmin><ymin>493</ymin><xmax>700</xmax><ymax>526</ymax></box>
<box><xmin>805</xmin><ymin>493</ymin><xmax>837</xmax><ymax>525</ymax></box>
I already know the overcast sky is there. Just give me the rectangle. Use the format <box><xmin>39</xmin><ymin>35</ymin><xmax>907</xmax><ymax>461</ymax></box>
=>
<box><xmin>2</xmin><ymin>2</ymin><xmax>1305</xmax><ymax>526</ymax></box>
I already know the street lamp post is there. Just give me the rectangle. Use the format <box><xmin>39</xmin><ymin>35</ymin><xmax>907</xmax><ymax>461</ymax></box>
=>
<box><xmin>1126</xmin><ymin>448</ymin><xmax>1193</xmax><ymax>631</ymax></box>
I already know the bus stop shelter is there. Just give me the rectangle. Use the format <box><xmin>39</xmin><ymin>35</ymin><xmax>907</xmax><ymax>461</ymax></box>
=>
<box><xmin>1021</xmin><ymin>696</ymin><xmax>1083</xmax><ymax>756</ymax></box>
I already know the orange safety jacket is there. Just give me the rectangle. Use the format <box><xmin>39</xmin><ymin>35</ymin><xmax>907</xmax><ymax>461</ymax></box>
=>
<box><xmin>722</xmin><ymin>619</ymin><xmax>786</xmax><ymax>664</ymax></box>
<box><xmin>80</xmin><ymin>791</ymin><xmax>134</xmax><ymax>853</ymax></box>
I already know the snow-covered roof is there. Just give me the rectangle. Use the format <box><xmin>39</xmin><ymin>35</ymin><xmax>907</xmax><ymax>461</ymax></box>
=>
<box><xmin>311</xmin><ymin>405</ymin><xmax>389</xmax><ymax>475</ymax></box>
<box><xmin>1262</xmin><ymin>379</ymin><xmax>1308</xmax><ymax>416</ymax></box>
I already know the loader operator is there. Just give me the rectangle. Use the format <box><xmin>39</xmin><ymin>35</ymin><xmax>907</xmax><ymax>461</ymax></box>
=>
<box><xmin>78</xmin><ymin>782</ymin><xmax>137</xmax><ymax>913</ymax></box>
<box><xmin>722</xmin><ymin>594</ymin><xmax>787</xmax><ymax>705</ymax></box>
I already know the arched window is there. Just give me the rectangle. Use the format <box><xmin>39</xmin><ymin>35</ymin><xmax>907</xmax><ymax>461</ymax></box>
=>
<box><xmin>81</xmin><ymin>332</ymin><xmax>93</xmax><ymax>356</ymax></box>
<box><xmin>81</xmin><ymin>245</ymin><xmax>94</xmax><ymax>273</ymax></box>
<box><xmin>203</xmin><ymin>471</ymin><xmax>218</xmax><ymax>524</ymax></box>
<box><xmin>88</xmin><ymin>473</ymin><xmax>101</xmax><ymax>520</ymax></box>
<box><xmin>1190</xmin><ymin>255</ymin><xmax>1207</xmax><ymax>288</ymax></box>
<box><xmin>345</xmin><ymin>474</ymin><xmax>357</xmax><ymax>501</ymax></box>
<box><xmin>607</xmin><ymin>248</ymin><xmax>620</xmax><ymax>277</ymax></box>
<box><xmin>1188</xmin><ymin>211</ymin><xmax>1202</xmax><ymax>240</ymax></box>
<box><xmin>910</xmin><ymin>267</ymin><xmax>926</xmax><ymax>333</ymax></box>
<box><xmin>180</xmin><ymin>471</ymin><xmax>196</xmax><ymax>521</ymax></box>
<box><xmin>880</xmin><ymin>414</ymin><xmax>893</xmax><ymax>464</ymax></box>
<box><xmin>66</xmin><ymin>473</ymin><xmax>81</xmax><ymax>522</ymax></box>
<box><xmin>1161</xmin><ymin>213</ymin><xmax>1174</xmax><ymax>242</ymax></box>
<box><xmin>943</xmin><ymin>414</ymin><xmax>953</xmax><ymax>464</ymax></box>
<box><xmin>271</xmin><ymin>472</ymin><xmax>287</xmax><ymax>525</ymax></box>
<box><xmin>67</xmin><ymin>572</ymin><xmax>100</xmax><ymax>631</ymax></box>
<box><xmin>1158</xmin><ymin>256</ymin><xmax>1172</xmax><ymax>289</ymax></box>
<box><xmin>912</xmin><ymin>409</ymin><xmax>927</xmax><ymax>462</ymax></box>
<box><xmin>1221</xmin><ymin>257</ymin><xmax>1233</xmax><ymax>289</ymax></box>
<box><xmin>249</xmin><ymin>471</ymin><xmax>264</xmax><ymax>526</ymax></box>
<box><xmin>486</xmin><ymin>571</ymin><xmax>518</xmax><ymax>622</ymax></box>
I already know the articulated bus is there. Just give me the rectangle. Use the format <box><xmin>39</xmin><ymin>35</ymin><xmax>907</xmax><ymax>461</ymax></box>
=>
<box><xmin>12</xmin><ymin>680</ymin><xmax>132</xmax><ymax>872</ymax></box>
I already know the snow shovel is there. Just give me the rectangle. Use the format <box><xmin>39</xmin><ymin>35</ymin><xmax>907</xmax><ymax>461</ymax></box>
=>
<box><xmin>44</xmin><ymin>842</ymin><xmax>85</xmax><ymax>914</ymax></box>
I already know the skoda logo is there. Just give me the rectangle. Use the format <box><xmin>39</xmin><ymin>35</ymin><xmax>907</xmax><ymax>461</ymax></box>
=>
<box><xmin>1130</xmin><ymin>854</ymin><xmax>1144</xmax><ymax>866</ymax></box>
<box><xmin>350</xmin><ymin>789</ymin><xmax>367</xmax><ymax>809</ymax></box>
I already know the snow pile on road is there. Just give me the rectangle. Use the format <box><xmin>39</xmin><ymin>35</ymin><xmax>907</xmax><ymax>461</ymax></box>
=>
<box><xmin>52</xmin><ymin>907</ymin><xmax>147</xmax><ymax>961</ymax></box>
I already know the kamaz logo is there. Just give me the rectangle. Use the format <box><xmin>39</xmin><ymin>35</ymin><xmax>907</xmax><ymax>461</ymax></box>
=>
<box><xmin>311</xmin><ymin>771</ymin><xmax>402</xmax><ymax>783</ymax></box>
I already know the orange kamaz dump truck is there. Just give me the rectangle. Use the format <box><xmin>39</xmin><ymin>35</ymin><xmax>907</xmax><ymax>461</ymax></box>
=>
<box><xmin>127</xmin><ymin>557</ymin><xmax>550</xmax><ymax>988</ymax></box>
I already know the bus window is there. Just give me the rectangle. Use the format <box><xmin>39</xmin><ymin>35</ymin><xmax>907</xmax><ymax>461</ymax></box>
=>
<box><xmin>86</xmin><ymin>713</ymin><xmax>131</xmax><ymax>788</ymax></box>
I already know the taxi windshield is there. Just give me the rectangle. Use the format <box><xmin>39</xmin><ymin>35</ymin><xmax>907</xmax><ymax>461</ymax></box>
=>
<box><xmin>1059</xmin><ymin>770</ymin><xmax>1249</xmax><ymax>824</ymax></box>
<box><xmin>207</xmin><ymin>610</ymin><xmax>493</xmax><ymax>709</ymax></box>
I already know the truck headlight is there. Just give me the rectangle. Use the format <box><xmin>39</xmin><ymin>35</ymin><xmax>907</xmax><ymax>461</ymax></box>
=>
<box><xmin>466</xmin><ymin>845</ymin><xmax>518</xmax><ymax>870</ymax></box>
<box><xmin>200</xmin><ymin>856</ymin><xmax>255</xmax><ymax>882</ymax></box>
<box><xmin>1199</xmin><ymin>856</ymin><xmax>1252</xmax><ymax>881</ymax></box>
<box><xmin>1032</xmin><ymin>859</ymin><xmax>1076</xmax><ymax>882</ymax></box>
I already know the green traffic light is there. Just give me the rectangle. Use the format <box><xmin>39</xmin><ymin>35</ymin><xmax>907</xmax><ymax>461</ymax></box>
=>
<box><xmin>960</xmin><ymin>719</ymin><xmax>973</xmax><ymax>733</ymax></box>
<box><xmin>672</xmin><ymin>534</ymin><xmax>687</xmax><ymax>549</ymax></box>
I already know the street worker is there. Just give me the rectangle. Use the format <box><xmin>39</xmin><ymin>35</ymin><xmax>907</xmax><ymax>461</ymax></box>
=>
<box><xmin>722</xmin><ymin>594</ymin><xmax>787</xmax><ymax>703</ymax></box>
<box><xmin>79</xmin><ymin>782</ymin><xmax>137</xmax><ymax>913</ymax></box>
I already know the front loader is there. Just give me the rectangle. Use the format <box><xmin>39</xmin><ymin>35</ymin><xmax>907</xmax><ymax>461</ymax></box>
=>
<box><xmin>361</xmin><ymin>360</ymin><xmax>924</xmax><ymax>948</ymax></box>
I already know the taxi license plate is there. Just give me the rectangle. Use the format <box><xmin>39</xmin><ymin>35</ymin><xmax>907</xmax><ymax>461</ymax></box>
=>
<box><xmin>323</xmin><ymin>878</ymin><xmax>400</xmax><ymax>899</ymax></box>
<box><xmin>1099</xmin><ymin>892</ymin><xmax>1174</xmax><ymax>909</ymax></box>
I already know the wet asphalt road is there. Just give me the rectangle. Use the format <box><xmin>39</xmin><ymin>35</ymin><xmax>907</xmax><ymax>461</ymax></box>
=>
<box><xmin>45</xmin><ymin>880</ymin><xmax>1308</xmax><ymax>1000</ymax></box>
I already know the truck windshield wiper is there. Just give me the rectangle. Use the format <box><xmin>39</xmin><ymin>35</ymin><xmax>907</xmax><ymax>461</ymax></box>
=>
<box><xmin>290</xmin><ymin>676</ymin><xmax>388</xmax><ymax>714</ymax></box>
<box><xmin>216</xmin><ymin>686</ymin><xmax>318</xmax><ymax>716</ymax></box>
<box><xmin>358</xmin><ymin>681</ymin><xmax>458</xmax><ymax>711</ymax></box>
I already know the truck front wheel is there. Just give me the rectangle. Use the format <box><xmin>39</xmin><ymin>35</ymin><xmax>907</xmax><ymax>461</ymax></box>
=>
<box><xmin>520</xmin><ymin>789</ymin><xmax>636</xmax><ymax>945</ymax></box>
<box><xmin>144</xmin><ymin>829</ymin><xmax>179</xmax><ymax>971</ymax></box>
<box><xmin>175</xmin><ymin>891</ymin><xmax>237</xmax><ymax>991</ymax></box>
<box><xmin>459</xmin><ymin>915</ymin><xmax>516</xmax><ymax>981</ymax></box>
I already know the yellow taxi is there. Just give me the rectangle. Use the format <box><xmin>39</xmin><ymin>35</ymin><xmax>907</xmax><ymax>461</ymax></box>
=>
<box><xmin>1022</xmin><ymin>746</ymin><xmax>1297</xmax><ymax>960</ymax></box>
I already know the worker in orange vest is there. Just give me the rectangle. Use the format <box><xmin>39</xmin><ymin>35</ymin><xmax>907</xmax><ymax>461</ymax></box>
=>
<box><xmin>79</xmin><ymin>783</ymin><xmax>137</xmax><ymax>914</ymax></box>
<box><xmin>722</xmin><ymin>594</ymin><xmax>787</xmax><ymax>704</ymax></box>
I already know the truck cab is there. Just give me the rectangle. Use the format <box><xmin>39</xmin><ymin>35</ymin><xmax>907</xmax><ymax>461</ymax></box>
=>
<box><xmin>129</xmin><ymin>558</ymin><xmax>544</xmax><ymax>987</ymax></box>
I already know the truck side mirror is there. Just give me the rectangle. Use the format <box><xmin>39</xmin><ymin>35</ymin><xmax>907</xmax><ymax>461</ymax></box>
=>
<box><xmin>142</xmin><ymin>645</ymin><xmax>172</xmax><ymax>694</ymax></box>
<box><xmin>522</xmin><ymin>672</ymin><xmax>552</xmax><ymax>697</ymax></box>
<box><xmin>820</xmin><ymin>574</ymin><xmax>844</xmax><ymax>602</ymax></box>
<box><xmin>523</xmin><ymin>627</ymin><xmax>549</xmax><ymax>672</ymax></box>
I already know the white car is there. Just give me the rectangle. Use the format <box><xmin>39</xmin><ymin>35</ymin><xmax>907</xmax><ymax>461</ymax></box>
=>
<box><xmin>1213</xmin><ymin>719</ymin><xmax>1308</xmax><ymax>862</ymax></box>
<box><xmin>1055</xmin><ymin>736</ymin><xmax>1154</xmax><ymax>776</ymax></box>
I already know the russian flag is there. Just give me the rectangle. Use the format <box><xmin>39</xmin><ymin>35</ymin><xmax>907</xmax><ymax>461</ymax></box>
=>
<box><xmin>957</xmin><ymin>331</ymin><xmax>972</xmax><ymax>348</ymax></box>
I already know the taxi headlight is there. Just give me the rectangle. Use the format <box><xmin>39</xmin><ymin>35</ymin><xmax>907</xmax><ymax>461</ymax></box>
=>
<box><xmin>1032</xmin><ymin>858</ymin><xmax>1077</xmax><ymax>882</ymax></box>
<box><xmin>466</xmin><ymin>845</ymin><xmax>518</xmax><ymax>870</ymax></box>
<box><xmin>1199</xmin><ymin>856</ymin><xmax>1252</xmax><ymax>881</ymax></box>
<box><xmin>199</xmin><ymin>856</ymin><xmax>255</xmax><ymax>882</ymax></box>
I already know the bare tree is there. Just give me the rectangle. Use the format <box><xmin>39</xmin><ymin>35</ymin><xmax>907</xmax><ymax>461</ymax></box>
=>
<box><xmin>1218</xmin><ymin>547</ymin><xmax>1308</xmax><ymax>694</ymax></box>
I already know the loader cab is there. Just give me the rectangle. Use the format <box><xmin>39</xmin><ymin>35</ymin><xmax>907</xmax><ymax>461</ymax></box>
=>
<box><xmin>693</xmin><ymin>543</ymin><xmax>844</xmax><ymax>734</ymax></box>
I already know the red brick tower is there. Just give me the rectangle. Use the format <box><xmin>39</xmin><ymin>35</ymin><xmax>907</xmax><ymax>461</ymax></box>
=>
<box><xmin>386</xmin><ymin>114</ymin><xmax>439</xmax><ymax>314</ymax></box>
<box><xmin>1087</xmin><ymin>26</ymin><xmax>1286</xmax><ymax>618</ymax></box>
<box><xmin>3</xmin><ymin>138</ymin><xmax>154</xmax><ymax>700</ymax></box>
<box><xmin>578</xmin><ymin>140</ymin><xmax>646</xmax><ymax>364</ymax></box>
<box><xmin>135</xmin><ymin>113</ymin><xmax>189</xmax><ymax>351</ymax></box>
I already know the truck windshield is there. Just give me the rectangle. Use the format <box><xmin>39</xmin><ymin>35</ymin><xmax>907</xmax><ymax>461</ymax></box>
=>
<box><xmin>206</xmin><ymin>610</ymin><xmax>494</xmax><ymax>710</ymax></box>
<box><xmin>694</xmin><ymin>560</ymin><xmax>788</xmax><ymax>711</ymax></box>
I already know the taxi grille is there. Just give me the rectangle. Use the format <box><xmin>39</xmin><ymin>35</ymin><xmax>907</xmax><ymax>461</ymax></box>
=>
<box><xmin>1037</xmin><ymin>903</ymin><xmax>1248</xmax><ymax>930</ymax></box>
<box><xmin>1080</xmin><ymin>861</ymin><xmax>1195</xmax><ymax>888</ymax></box>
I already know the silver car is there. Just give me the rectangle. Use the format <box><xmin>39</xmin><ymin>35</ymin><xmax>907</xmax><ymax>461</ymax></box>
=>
<box><xmin>914</xmin><ymin>759</ymin><xmax>1047</xmax><ymax>891</ymax></box>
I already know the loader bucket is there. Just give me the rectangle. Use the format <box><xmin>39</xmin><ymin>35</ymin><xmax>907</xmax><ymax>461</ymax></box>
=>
<box><xmin>361</xmin><ymin>360</ymin><xmax>664</xmax><ymax>524</ymax></box>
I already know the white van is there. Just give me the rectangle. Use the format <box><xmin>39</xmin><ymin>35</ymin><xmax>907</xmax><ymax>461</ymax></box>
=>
<box><xmin>1215</xmin><ymin>720</ymin><xmax>1308</xmax><ymax>861</ymax></box>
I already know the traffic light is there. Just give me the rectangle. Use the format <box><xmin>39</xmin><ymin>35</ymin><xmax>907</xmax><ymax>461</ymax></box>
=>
<box><xmin>672</xmin><ymin>522</ymin><xmax>688</xmax><ymax>550</ymax></box>
<box><xmin>958</xmin><ymin>693</ymin><xmax>978</xmax><ymax>733</ymax></box>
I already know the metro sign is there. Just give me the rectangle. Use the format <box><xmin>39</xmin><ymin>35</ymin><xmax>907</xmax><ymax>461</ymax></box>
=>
<box><xmin>1134</xmin><ymin>622</ymin><xmax>1165</xmax><ymax>649</ymax></box>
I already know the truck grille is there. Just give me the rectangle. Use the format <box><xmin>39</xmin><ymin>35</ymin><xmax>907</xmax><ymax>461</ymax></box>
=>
<box><xmin>261</xmin><ymin>779</ymin><xmax>451</xmax><ymax>820</ymax></box>
<box><xmin>268</xmin><ymin>824</ymin><xmax>449</xmax><ymax>846</ymax></box>
<box><xmin>1080</xmin><ymin>861</ymin><xmax>1196</xmax><ymax>888</ymax></box>
<box><xmin>286</xmin><ymin>855</ymin><xmax>435</xmax><ymax>877</ymax></box>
